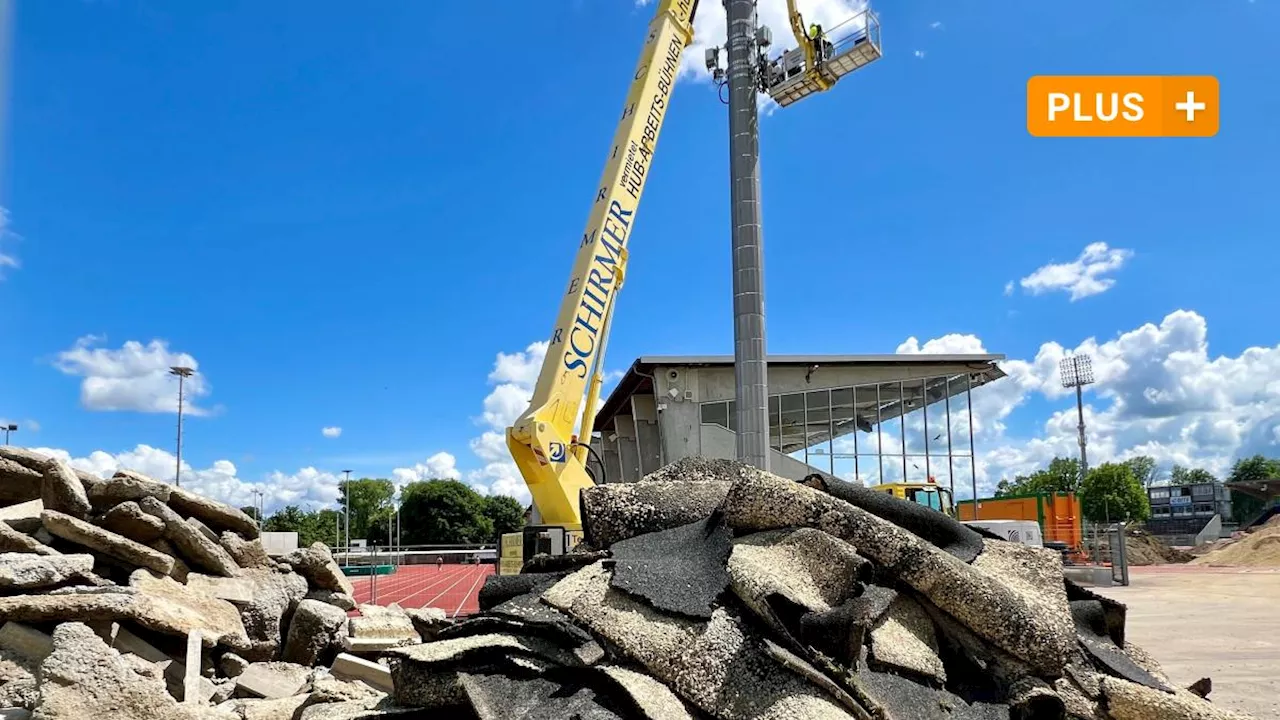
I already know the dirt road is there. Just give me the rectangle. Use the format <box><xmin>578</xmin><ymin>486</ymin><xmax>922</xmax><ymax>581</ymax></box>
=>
<box><xmin>1092</xmin><ymin>566</ymin><xmax>1280</xmax><ymax>719</ymax></box>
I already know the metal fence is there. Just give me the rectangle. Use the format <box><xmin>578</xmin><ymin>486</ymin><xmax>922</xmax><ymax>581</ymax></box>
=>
<box><xmin>1075</xmin><ymin>522</ymin><xmax>1130</xmax><ymax>585</ymax></box>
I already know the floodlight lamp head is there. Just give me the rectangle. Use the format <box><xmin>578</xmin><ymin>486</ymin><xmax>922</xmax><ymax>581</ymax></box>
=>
<box><xmin>1058</xmin><ymin>354</ymin><xmax>1096</xmax><ymax>388</ymax></box>
<box><xmin>169</xmin><ymin>366</ymin><xmax>194</xmax><ymax>378</ymax></box>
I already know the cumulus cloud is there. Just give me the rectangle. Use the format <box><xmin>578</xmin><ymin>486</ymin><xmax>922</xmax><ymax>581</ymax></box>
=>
<box><xmin>895</xmin><ymin>310</ymin><xmax>1280</xmax><ymax>496</ymax></box>
<box><xmin>321</xmin><ymin>426</ymin><xmax>342</xmax><ymax>439</ymax></box>
<box><xmin>29</xmin><ymin>444</ymin><xmax>341</xmax><ymax>515</ymax></box>
<box><xmin>452</xmin><ymin>341</ymin><xmax>630</xmax><ymax>505</ymax></box>
<box><xmin>389</xmin><ymin>344</ymin><xmax>556</xmax><ymax>502</ymax></box>
<box><xmin>54</xmin><ymin>336</ymin><xmax>213</xmax><ymax>415</ymax></box>
<box><xmin>391</xmin><ymin>451</ymin><xmax>462</xmax><ymax>485</ymax></box>
<box><xmin>0</xmin><ymin>208</ymin><xmax>18</xmax><ymax>278</ymax></box>
<box><xmin>1017</xmin><ymin>242</ymin><xmax>1134</xmax><ymax>301</ymax></box>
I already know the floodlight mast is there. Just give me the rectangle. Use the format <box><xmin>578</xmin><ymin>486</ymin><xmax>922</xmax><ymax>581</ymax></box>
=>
<box><xmin>1059</xmin><ymin>354</ymin><xmax>1096</xmax><ymax>483</ymax></box>
<box><xmin>707</xmin><ymin>0</ymin><xmax>883</xmax><ymax>470</ymax></box>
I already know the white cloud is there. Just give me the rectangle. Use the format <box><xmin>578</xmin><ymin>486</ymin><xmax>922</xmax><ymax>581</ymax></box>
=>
<box><xmin>930</xmin><ymin>21</ymin><xmax>944</xmax><ymax>29</ymax></box>
<box><xmin>0</xmin><ymin>208</ymin><xmax>18</xmax><ymax>278</ymax></box>
<box><xmin>388</xmin><ymin>344</ymin><xmax>553</xmax><ymax>501</ymax></box>
<box><xmin>1003</xmin><ymin>281</ymin><xmax>1014</xmax><ymax>296</ymax></box>
<box><xmin>638</xmin><ymin>0</ymin><xmax>869</xmax><ymax>82</ymax></box>
<box><xmin>29</xmin><ymin>444</ymin><xmax>341</xmax><ymax>515</ymax></box>
<box><xmin>1018</xmin><ymin>242</ymin><xmax>1134</xmax><ymax>301</ymax></box>
<box><xmin>54</xmin><ymin>336</ymin><xmax>212</xmax><ymax>415</ymax></box>
<box><xmin>913</xmin><ymin>50</ymin><xmax>926</xmax><ymax>59</ymax></box>
<box><xmin>452</xmin><ymin>341</ymin><xmax>630</xmax><ymax>505</ymax></box>
<box><xmin>321</xmin><ymin>426</ymin><xmax>342</xmax><ymax>439</ymax></box>
<box><xmin>391</xmin><ymin>451</ymin><xmax>462</xmax><ymax>485</ymax></box>
<box><xmin>896</xmin><ymin>310</ymin><xmax>1280</xmax><ymax>497</ymax></box>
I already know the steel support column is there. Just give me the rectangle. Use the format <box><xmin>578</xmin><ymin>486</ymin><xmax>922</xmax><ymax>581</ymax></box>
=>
<box><xmin>725</xmin><ymin>0</ymin><xmax>770</xmax><ymax>471</ymax></box>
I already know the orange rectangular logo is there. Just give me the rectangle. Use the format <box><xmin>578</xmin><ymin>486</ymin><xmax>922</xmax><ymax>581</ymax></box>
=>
<box><xmin>1027</xmin><ymin>76</ymin><xmax>1219</xmax><ymax>137</ymax></box>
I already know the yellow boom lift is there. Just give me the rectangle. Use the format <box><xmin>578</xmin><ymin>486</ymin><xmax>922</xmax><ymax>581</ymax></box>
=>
<box><xmin>499</xmin><ymin>0</ymin><xmax>883</xmax><ymax>574</ymax></box>
<box><xmin>499</xmin><ymin>0</ymin><xmax>700</xmax><ymax>574</ymax></box>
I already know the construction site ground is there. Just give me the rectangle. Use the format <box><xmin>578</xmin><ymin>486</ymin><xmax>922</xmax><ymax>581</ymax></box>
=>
<box><xmin>1093</xmin><ymin>565</ymin><xmax>1280</xmax><ymax>719</ymax></box>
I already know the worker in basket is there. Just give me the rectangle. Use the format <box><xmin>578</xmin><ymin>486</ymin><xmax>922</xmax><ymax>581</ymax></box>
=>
<box><xmin>808</xmin><ymin>22</ymin><xmax>828</xmax><ymax>69</ymax></box>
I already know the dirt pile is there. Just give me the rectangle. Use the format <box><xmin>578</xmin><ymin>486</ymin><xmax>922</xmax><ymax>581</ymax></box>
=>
<box><xmin>0</xmin><ymin>445</ymin><xmax>438</xmax><ymax>718</ymax></box>
<box><xmin>1190</xmin><ymin>515</ymin><xmax>1280</xmax><ymax>567</ymax></box>
<box><xmin>1125</xmin><ymin>529</ymin><xmax>1194</xmax><ymax>566</ymax></box>
<box><xmin>373</xmin><ymin>458</ymin><xmax>1253</xmax><ymax>720</ymax></box>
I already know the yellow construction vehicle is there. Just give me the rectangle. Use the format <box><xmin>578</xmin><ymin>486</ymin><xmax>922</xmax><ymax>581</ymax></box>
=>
<box><xmin>498</xmin><ymin>0</ymin><xmax>700</xmax><ymax>575</ymax></box>
<box><xmin>870</xmin><ymin>479</ymin><xmax>956</xmax><ymax>516</ymax></box>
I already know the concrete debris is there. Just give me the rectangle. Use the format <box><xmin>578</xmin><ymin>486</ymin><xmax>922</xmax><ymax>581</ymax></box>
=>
<box><xmin>187</xmin><ymin>574</ymin><xmax>257</xmax><ymax>604</ymax></box>
<box><xmin>220</xmin><ymin>533</ymin><xmax>273</xmax><ymax>571</ymax></box>
<box><xmin>99</xmin><ymin>501</ymin><xmax>167</xmax><ymax>544</ymax></box>
<box><xmin>374</xmin><ymin>458</ymin><xmax>1257</xmax><ymax>720</ymax></box>
<box><xmin>237</xmin><ymin>568</ymin><xmax>308</xmax><ymax>658</ymax></box>
<box><xmin>282</xmin><ymin>599</ymin><xmax>347</xmax><ymax>667</ymax></box>
<box><xmin>0</xmin><ymin>447</ymin><xmax>416</xmax><ymax>717</ymax></box>
<box><xmin>220</xmin><ymin>652</ymin><xmax>250</xmax><ymax>679</ymax></box>
<box><xmin>42</xmin><ymin>509</ymin><xmax>175</xmax><ymax>576</ymax></box>
<box><xmin>39</xmin><ymin>459</ymin><xmax>93</xmax><ymax>521</ymax></box>
<box><xmin>0</xmin><ymin>500</ymin><xmax>46</xmax><ymax>536</ymax></box>
<box><xmin>306</xmin><ymin>590</ymin><xmax>355</xmax><ymax>612</ymax></box>
<box><xmin>0</xmin><ymin>459</ymin><xmax>42</xmax><ymax>506</ymax></box>
<box><xmin>139</xmin><ymin>497</ymin><xmax>242</xmax><ymax>578</ymax></box>
<box><xmin>167</xmin><ymin>487</ymin><xmax>260</xmax><ymax>541</ymax></box>
<box><xmin>0</xmin><ymin>553</ymin><xmax>94</xmax><ymax>590</ymax></box>
<box><xmin>280</xmin><ymin>544</ymin><xmax>354</xmax><ymax>597</ymax></box>
<box><xmin>328</xmin><ymin>654</ymin><xmax>393</xmax><ymax>694</ymax></box>
<box><xmin>234</xmin><ymin>662</ymin><xmax>311</xmax><ymax>699</ymax></box>
<box><xmin>87</xmin><ymin>472</ymin><xmax>173</xmax><ymax>512</ymax></box>
<box><xmin>35</xmin><ymin>622</ymin><xmax>225</xmax><ymax>720</ymax></box>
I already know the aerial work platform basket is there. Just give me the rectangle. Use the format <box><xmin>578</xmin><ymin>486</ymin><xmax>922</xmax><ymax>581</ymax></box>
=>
<box><xmin>764</xmin><ymin>8</ymin><xmax>883</xmax><ymax>108</ymax></box>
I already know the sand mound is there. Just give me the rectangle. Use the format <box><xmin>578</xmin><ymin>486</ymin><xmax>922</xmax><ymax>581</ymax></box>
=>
<box><xmin>1190</xmin><ymin>522</ymin><xmax>1280</xmax><ymax>567</ymax></box>
<box><xmin>1125</xmin><ymin>531</ymin><xmax>1193</xmax><ymax>566</ymax></box>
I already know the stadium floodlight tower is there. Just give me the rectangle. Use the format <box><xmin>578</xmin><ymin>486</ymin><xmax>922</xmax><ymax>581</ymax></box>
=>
<box><xmin>705</xmin><ymin>1</ymin><xmax>882</xmax><ymax>470</ymax></box>
<box><xmin>1059</xmin><ymin>354</ymin><xmax>1096</xmax><ymax>483</ymax></box>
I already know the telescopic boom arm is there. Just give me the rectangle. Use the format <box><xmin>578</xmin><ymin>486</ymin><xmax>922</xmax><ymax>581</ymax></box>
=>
<box><xmin>506</xmin><ymin>0</ymin><xmax>699</xmax><ymax>530</ymax></box>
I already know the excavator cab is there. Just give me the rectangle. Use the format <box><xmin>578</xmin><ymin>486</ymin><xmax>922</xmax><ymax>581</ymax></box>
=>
<box><xmin>872</xmin><ymin>481</ymin><xmax>956</xmax><ymax>517</ymax></box>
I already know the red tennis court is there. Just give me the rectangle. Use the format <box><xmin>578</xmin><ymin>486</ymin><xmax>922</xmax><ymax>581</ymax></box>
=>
<box><xmin>348</xmin><ymin>563</ymin><xmax>494</xmax><ymax>617</ymax></box>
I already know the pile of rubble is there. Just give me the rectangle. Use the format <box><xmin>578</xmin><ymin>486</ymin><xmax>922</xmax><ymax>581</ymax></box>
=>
<box><xmin>376</xmin><ymin>459</ymin><xmax>1254</xmax><ymax>720</ymax></box>
<box><xmin>0</xmin><ymin>445</ymin><xmax>435</xmax><ymax>719</ymax></box>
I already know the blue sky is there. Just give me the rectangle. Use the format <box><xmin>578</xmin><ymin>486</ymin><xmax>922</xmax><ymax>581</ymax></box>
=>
<box><xmin>1</xmin><ymin>0</ymin><xmax>1276</xmax><ymax>511</ymax></box>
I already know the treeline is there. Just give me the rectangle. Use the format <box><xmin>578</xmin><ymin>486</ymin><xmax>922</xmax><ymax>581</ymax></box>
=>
<box><xmin>994</xmin><ymin>454</ymin><xmax>1280</xmax><ymax>525</ymax></box>
<box><xmin>253</xmin><ymin>477</ymin><xmax>525</xmax><ymax>548</ymax></box>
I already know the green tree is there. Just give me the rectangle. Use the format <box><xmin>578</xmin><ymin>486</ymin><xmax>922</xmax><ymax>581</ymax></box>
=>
<box><xmin>240</xmin><ymin>506</ymin><xmax>261</xmax><ymax>522</ymax></box>
<box><xmin>1079</xmin><ymin>462</ymin><xmax>1149</xmax><ymax>524</ymax></box>
<box><xmin>1227</xmin><ymin>455</ymin><xmax>1280</xmax><ymax>485</ymax></box>
<box><xmin>994</xmin><ymin>457</ymin><xmax>1082</xmax><ymax>497</ymax></box>
<box><xmin>263</xmin><ymin>506</ymin><xmax>345</xmax><ymax>548</ymax></box>
<box><xmin>1226</xmin><ymin>455</ymin><xmax>1280</xmax><ymax>523</ymax></box>
<box><xmin>338</xmin><ymin>478</ymin><xmax>395</xmax><ymax>542</ymax></box>
<box><xmin>398</xmin><ymin>479</ymin><xmax>494</xmax><ymax>544</ymax></box>
<box><xmin>1170</xmin><ymin>465</ymin><xmax>1215</xmax><ymax>486</ymax></box>
<box><xmin>481</xmin><ymin>495</ymin><xmax>526</xmax><ymax>540</ymax></box>
<box><xmin>1122</xmin><ymin>456</ymin><xmax>1158</xmax><ymax>488</ymax></box>
<box><xmin>263</xmin><ymin>505</ymin><xmax>308</xmax><ymax>534</ymax></box>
